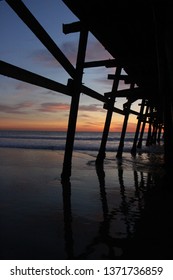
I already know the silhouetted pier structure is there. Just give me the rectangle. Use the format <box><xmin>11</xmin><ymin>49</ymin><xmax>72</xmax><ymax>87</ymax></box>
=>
<box><xmin>1</xmin><ymin>0</ymin><xmax>173</xmax><ymax>180</ymax></box>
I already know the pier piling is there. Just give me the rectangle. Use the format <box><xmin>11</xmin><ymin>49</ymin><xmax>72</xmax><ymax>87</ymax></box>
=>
<box><xmin>96</xmin><ymin>66</ymin><xmax>121</xmax><ymax>164</ymax></box>
<box><xmin>61</xmin><ymin>28</ymin><xmax>88</xmax><ymax>180</ymax></box>
<box><xmin>116</xmin><ymin>99</ymin><xmax>131</xmax><ymax>158</ymax></box>
<box><xmin>131</xmin><ymin>99</ymin><xmax>145</xmax><ymax>156</ymax></box>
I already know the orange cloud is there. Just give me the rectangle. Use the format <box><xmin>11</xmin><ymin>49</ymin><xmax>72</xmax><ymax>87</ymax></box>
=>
<box><xmin>39</xmin><ymin>102</ymin><xmax>70</xmax><ymax>112</ymax></box>
<box><xmin>39</xmin><ymin>102</ymin><xmax>105</xmax><ymax>113</ymax></box>
<box><xmin>0</xmin><ymin>101</ymin><xmax>140</xmax><ymax>132</ymax></box>
<box><xmin>79</xmin><ymin>104</ymin><xmax>104</xmax><ymax>112</ymax></box>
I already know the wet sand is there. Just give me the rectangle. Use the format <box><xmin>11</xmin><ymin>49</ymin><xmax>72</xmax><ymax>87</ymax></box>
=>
<box><xmin>0</xmin><ymin>148</ymin><xmax>173</xmax><ymax>259</ymax></box>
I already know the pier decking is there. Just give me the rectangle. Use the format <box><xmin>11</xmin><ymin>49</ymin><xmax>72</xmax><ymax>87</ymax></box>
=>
<box><xmin>1</xmin><ymin>0</ymin><xmax>173</xmax><ymax>179</ymax></box>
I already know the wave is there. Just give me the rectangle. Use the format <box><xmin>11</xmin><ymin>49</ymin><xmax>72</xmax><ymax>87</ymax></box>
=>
<box><xmin>0</xmin><ymin>134</ymin><xmax>139</xmax><ymax>142</ymax></box>
<box><xmin>0</xmin><ymin>130</ymin><xmax>163</xmax><ymax>153</ymax></box>
<box><xmin>0</xmin><ymin>135</ymin><xmax>67</xmax><ymax>141</ymax></box>
<box><xmin>0</xmin><ymin>142</ymin><xmax>65</xmax><ymax>150</ymax></box>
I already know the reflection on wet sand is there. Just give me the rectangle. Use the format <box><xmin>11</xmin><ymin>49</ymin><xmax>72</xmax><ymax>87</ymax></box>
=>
<box><xmin>61</xmin><ymin>179</ymin><xmax>74</xmax><ymax>259</ymax></box>
<box><xmin>61</xmin><ymin>157</ymin><xmax>171</xmax><ymax>259</ymax></box>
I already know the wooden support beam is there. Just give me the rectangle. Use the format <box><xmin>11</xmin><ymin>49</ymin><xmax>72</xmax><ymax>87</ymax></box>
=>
<box><xmin>61</xmin><ymin>29</ymin><xmax>88</xmax><ymax>180</ymax></box>
<box><xmin>118</xmin><ymin>87</ymin><xmax>144</xmax><ymax>98</ymax></box>
<box><xmin>63</xmin><ymin>21</ymin><xmax>82</xmax><ymax>34</ymax></box>
<box><xmin>84</xmin><ymin>59</ymin><xmax>117</xmax><ymax>68</ymax></box>
<box><xmin>0</xmin><ymin>60</ymin><xmax>70</xmax><ymax>95</ymax></box>
<box><xmin>107</xmin><ymin>74</ymin><xmax>133</xmax><ymax>84</ymax></box>
<box><xmin>146</xmin><ymin>121</ymin><xmax>152</xmax><ymax>146</ymax></box>
<box><xmin>103</xmin><ymin>103</ymin><xmax>123</xmax><ymax>115</ymax></box>
<box><xmin>129</xmin><ymin>109</ymin><xmax>139</xmax><ymax>116</ymax></box>
<box><xmin>154</xmin><ymin>124</ymin><xmax>159</xmax><ymax>144</ymax></box>
<box><xmin>116</xmin><ymin>99</ymin><xmax>131</xmax><ymax>158</ymax></box>
<box><xmin>107</xmin><ymin>74</ymin><xmax>117</xmax><ymax>80</ymax></box>
<box><xmin>5</xmin><ymin>0</ymin><xmax>75</xmax><ymax>79</ymax></box>
<box><xmin>0</xmin><ymin>60</ymin><xmax>140</xmax><ymax>119</ymax></box>
<box><xmin>0</xmin><ymin>60</ymin><xmax>108</xmax><ymax>103</ymax></box>
<box><xmin>146</xmin><ymin>107</ymin><xmax>154</xmax><ymax>146</ymax></box>
<box><xmin>131</xmin><ymin>99</ymin><xmax>146</xmax><ymax>155</ymax></box>
<box><xmin>144</xmin><ymin>112</ymin><xmax>157</xmax><ymax>118</ymax></box>
<box><xmin>104</xmin><ymin>101</ymin><xmax>139</xmax><ymax>116</ymax></box>
<box><xmin>164</xmin><ymin>102</ymin><xmax>173</xmax><ymax>166</ymax></box>
<box><xmin>157</xmin><ymin>124</ymin><xmax>162</xmax><ymax>143</ymax></box>
<box><xmin>104</xmin><ymin>87</ymin><xmax>146</xmax><ymax>99</ymax></box>
<box><xmin>96</xmin><ymin>66</ymin><xmax>122</xmax><ymax>163</ymax></box>
<box><xmin>153</xmin><ymin>4</ymin><xmax>173</xmax><ymax>167</ymax></box>
<box><xmin>137</xmin><ymin>105</ymin><xmax>149</xmax><ymax>148</ymax></box>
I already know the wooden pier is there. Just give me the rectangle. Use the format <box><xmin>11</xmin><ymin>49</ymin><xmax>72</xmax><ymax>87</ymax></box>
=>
<box><xmin>1</xmin><ymin>0</ymin><xmax>173</xmax><ymax>180</ymax></box>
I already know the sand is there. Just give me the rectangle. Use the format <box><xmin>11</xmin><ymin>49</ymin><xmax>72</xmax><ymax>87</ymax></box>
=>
<box><xmin>0</xmin><ymin>148</ymin><xmax>173</xmax><ymax>260</ymax></box>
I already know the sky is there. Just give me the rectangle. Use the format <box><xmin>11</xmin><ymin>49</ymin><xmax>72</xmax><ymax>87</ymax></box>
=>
<box><xmin>0</xmin><ymin>0</ymin><xmax>141</xmax><ymax>132</ymax></box>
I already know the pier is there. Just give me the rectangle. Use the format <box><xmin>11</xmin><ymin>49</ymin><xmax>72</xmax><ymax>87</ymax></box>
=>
<box><xmin>1</xmin><ymin>0</ymin><xmax>173</xmax><ymax>260</ymax></box>
<box><xmin>1</xmin><ymin>0</ymin><xmax>173</xmax><ymax>179</ymax></box>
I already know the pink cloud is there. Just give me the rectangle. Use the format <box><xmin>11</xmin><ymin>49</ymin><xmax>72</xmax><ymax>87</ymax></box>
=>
<box><xmin>15</xmin><ymin>82</ymin><xmax>60</xmax><ymax>96</ymax></box>
<box><xmin>39</xmin><ymin>102</ymin><xmax>104</xmax><ymax>113</ymax></box>
<box><xmin>79</xmin><ymin>104</ymin><xmax>104</xmax><ymax>112</ymax></box>
<box><xmin>31</xmin><ymin>49</ymin><xmax>61</xmax><ymax>68</ymax></box>
<box><xmin>0</xmin><ymin>101</ymin><xmax>34</xmax><ymax>114</ymax></box>
<box><xmin>39</xmin><ymin>102</ymin><xmax>70</xmax><ymax>112</ymax></box>
<box><xmin>15</xmin><ymin>82</ymin><xmax>38</xmax><ymax>91</ymax></box>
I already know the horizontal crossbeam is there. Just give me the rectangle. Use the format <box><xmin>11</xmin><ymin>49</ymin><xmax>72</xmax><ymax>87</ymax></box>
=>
<box><xmin>63</xmin><ymin>21</ymin><xmax>82</xmax><ymax>34</ymax></box>
<box><xmin>0</xmin><ymin>61</ymin><xmax>70</xmax><ymax>95</ymax></box>
<box><xmin>104</xmin><ymin>87</ymin><xmax>147</xmax><ymax>99</ymax></box>
<box><xmin>0</xmin><ymin>61</ymin><xmax>106</xmax><ymax>103</ymax></box>
<box><xmin>0</xmin><ymin>60</ymin><xmax>140</xmax><ymax>116</ymax></box>
<box><xmin>84</xmin><ymin>59</ymin><xmax>117</xmax><ymax>68</ymax></box>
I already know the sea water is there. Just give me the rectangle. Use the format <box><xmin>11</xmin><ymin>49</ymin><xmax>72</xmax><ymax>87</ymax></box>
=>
<box><xmin>0</xmin><ymin>130</ymin><xmax>149</xmax><ymax>152</ymax></box>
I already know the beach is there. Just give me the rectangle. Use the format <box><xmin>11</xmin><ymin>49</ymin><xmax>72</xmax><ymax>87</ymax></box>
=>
<box><xmin>1</xmin><ymin>138</ymin><xmax>172</xmax><ymax>260</ymax></box>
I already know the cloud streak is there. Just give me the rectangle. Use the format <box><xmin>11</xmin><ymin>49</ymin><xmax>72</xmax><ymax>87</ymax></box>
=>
<box><xmin>15</xmin><ymin>82</ymin><xmax>42</xmax><ymax>93</ymax></box>
<box><xmin>0</xmin><ymin>101</ymin><xmax>104</xmax><ymax>115</ymax></box>
<box><xmin>39</xmin><ymin>102</ymin><xmax>104</xmax><ymax>113</ymax></box>
<box><xmin>0</xmin><ymin>101</ymin><xmax>34</xmax><ymax>114</ymax></box>
<box><xmin>39</xmin><ymin>102</ymin><xmax>70</xmax><ymax>112</ymax></box>
<box><xmin>15</xmin><ymin>82</ymin><xmax>61</xmax><ymax>97</ymax></box>
<box><xmin>79</xmin><ymin>104</ymin><xmax>104</xmax><ymax>112</ymax></box>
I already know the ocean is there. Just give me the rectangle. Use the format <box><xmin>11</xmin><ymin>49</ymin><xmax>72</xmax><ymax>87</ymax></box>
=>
<box><xmin>0</xmin><ymin>130</ymin><xmax>149</xmax><ymax>152</ymax></box>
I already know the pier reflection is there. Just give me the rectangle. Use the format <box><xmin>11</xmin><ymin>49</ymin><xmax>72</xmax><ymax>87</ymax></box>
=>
<box><xmin>61</xmin><ymin>179</ymin><xmax>74</xmax><ymax>259</ymax></box>
<box><xmin>117</xmin><ymin>160</ymin><xmax>131</xmax><ymax>237</ymax></box>
<box><xmin>61</xmin><ymin>158</ymin><xmax>160</xmax><ymax>259</ymax></box>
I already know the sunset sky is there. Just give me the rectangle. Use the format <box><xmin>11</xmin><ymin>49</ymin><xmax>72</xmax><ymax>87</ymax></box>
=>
<box><xmin>0</xmin><ymin>0</ymin><xmax>140</xmax><ymax>132</ymax></box>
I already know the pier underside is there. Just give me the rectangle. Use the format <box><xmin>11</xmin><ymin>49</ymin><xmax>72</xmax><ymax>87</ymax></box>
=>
<box><xmin>62</xmin><ymin>0</ymin><xmax>173</xmax><ymax>168</ymax></box>
<box><xmin>1</xmin><ymin>0</ymin><xmax>173</xmax><ymax>178</ymax></box>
